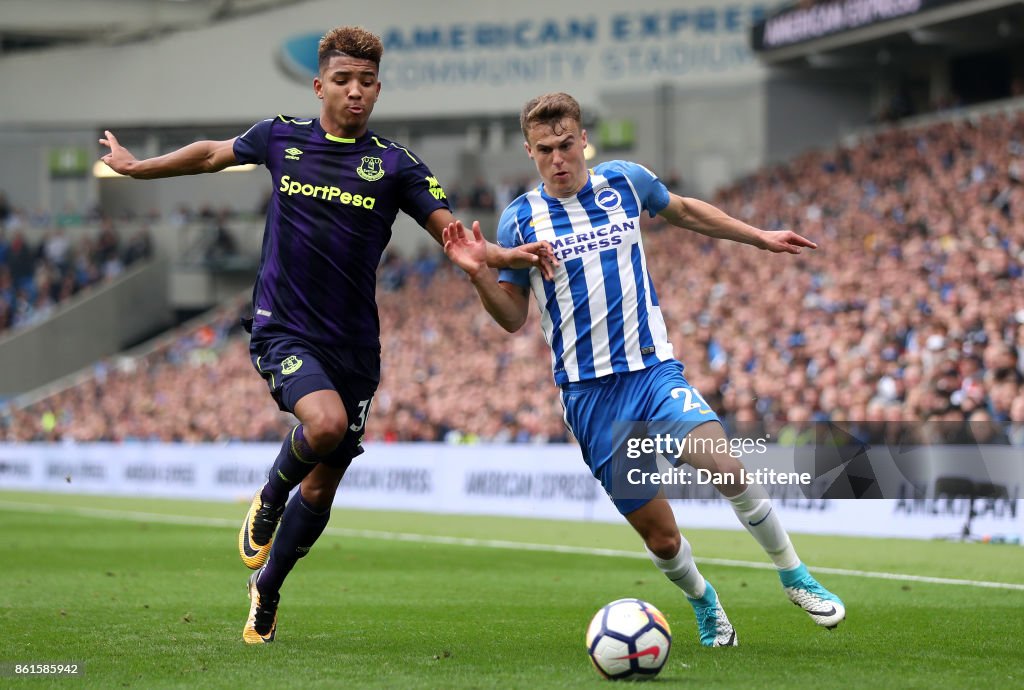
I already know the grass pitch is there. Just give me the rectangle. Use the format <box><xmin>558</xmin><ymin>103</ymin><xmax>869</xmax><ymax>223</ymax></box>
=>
<box><xmin>1</xmin><ymin>491</ymin><xmax>1022</xmax><ymax>689</ymax></box>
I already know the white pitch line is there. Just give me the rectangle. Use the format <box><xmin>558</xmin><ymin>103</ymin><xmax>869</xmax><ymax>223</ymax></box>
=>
<box><xmin>3</xmin><ymin>499</ymin><xmax>1023</xmax><ymax>592</ymax></box>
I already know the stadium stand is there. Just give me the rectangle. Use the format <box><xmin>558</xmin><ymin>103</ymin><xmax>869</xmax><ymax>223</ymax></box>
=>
<box><xmin>2</xmin><ymin>107</ymin><xmax>1022</xmax><ymax>445</ymax></box>
<box><xmin>1</xmin><ymin>296</ymin><xmax>291</xmax><ymax>443</ymax></box>
<box><xmin>0</xmin><ymin>211</ymin><xmax>153</xmax><ymax>334</ymax></box>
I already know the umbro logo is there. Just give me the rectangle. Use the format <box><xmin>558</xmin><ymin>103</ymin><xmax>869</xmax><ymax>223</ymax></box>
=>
<box><xmin>284</xmin><ymin>147</ymin><xmax>303</xmax><ymax>161</ymax></box>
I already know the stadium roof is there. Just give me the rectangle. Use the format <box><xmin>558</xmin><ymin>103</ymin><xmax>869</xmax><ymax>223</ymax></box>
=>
<box><xmin>752</xmin><ymin>0</ymin><xmax>1024</xmax><ymax>67</ymax></box>
<box><xmin>0</xmin><ymin>0</ymin><xmax>308</xmax><ymax>55</ymax></box>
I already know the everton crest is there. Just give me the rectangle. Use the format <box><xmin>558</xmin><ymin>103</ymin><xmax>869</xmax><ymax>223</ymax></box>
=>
<box><xmin>357</xmin><ymin>156</ymin><xmax>385</xmax><ymax>182</ymax></box>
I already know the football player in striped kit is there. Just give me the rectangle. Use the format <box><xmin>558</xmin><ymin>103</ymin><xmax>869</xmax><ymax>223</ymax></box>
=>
<box><xmin>443</xmin><ymin>92</ymin><xmax>845</xmax><ymax>648</ymax></box>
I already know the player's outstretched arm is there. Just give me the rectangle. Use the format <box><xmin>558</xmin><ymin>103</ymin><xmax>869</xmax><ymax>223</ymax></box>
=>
<box><xmin>659</xmin><ymin>193</ymin><xmax>818</xmax><ymax>254</ymax></box>
<box><xmin>99</xmin><ymin>130</ymin><xmax>239</xmax><ymax>179</ymax></box>
<box><xmin>443</xmin><ymin>220</ymin><xmax>530</xmax><ymax>332</ymax></box>
<box><xmin>425</xmin><ymin>210</ymin><xmax>557</xmax><ymax>280</ymax></box>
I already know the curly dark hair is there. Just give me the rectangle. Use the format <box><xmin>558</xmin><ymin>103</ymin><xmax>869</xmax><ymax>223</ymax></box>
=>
<box><xmin>318</xmin><ymin>26</ymin><xmax>383</xmax><ymax>72</ymax></box>
<box><xmin>519</xmin><ymin>92</ymin><xmax>582</xmax><ymax>139</ymax></box>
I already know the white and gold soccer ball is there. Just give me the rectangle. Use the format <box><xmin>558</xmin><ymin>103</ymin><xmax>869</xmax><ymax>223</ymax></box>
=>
<box><xmin>586</xmin><ymin>598</ymin><xmax>672</xmax><ymax>680</ymax></box>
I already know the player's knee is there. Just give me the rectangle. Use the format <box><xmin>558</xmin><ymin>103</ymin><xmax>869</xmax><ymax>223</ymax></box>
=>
<box><xmin>302</xmin><ymin>416</ymin><xmax>348</xmax><ymax>455</ymax></box>
<box><xmin>645</xmin><ymin>530</ymin><xmax>681</xmax><ymax>560</ymax></box>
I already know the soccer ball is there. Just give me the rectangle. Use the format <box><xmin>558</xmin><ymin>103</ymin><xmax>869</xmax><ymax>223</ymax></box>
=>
<box><xmin>586</xmin><ymin>598</ymin><xmax>672</xmax><ymax>680</ymax></box>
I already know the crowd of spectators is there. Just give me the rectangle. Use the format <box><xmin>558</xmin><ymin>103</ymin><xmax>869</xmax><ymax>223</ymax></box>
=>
<box><xmin>2</xmin><ymin>300</ymin><xmax>291</xmax><ymax>443</ymax></box>
<box><xmin>705</xmin><ymin>112</ymin><xmax>1024</xmax><ymax>444</ymax></box>
<box><xmin>2</xmin><ymin>109</ymin><xmax>1023</xmax><ymax>446</ymax></box>
<box><xmin>0</xmin><ymin>206</ymin><xmax>153</xmax><ymax>335</ymax></box>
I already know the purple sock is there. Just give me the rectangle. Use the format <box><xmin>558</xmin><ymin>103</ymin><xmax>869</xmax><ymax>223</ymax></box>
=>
<box><xmin>257</xmin><ymin>493</ymin><xmax>331</xmax><ymax>596</ymax></box>
<box><xmin>261</xmin><ymin>425</ymin><xmax>319</xmax><ymax>506</ymax></box>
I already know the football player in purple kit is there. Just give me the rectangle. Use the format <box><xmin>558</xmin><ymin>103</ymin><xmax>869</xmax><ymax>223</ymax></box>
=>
<box><xmin>100</xmin><ymin>26</ymin><xmax>553</xmax><ymax>644</ymax></box>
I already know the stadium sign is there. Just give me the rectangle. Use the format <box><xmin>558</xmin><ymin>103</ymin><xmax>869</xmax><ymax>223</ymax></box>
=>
<box><xmin>278</xmin><ymin>4</ymin><xmax>771</xmax><ymax>93</ymax></box>
<box><xmin>1</xmin><ymin>443</ymin><xmax>1021</xmax><ymax>540</ymax></box>
<box><xmin>752</xmin><ymin>0</ymin><xmax>963</xmax><ymax>51</ymax></box>
<box><xmin>0</xmin><ymin>0</ymin><xmax>782</xmax><ymax>125</ymax></box>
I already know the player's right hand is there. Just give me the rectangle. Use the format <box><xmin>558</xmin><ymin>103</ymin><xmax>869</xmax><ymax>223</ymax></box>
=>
<box><xmin>98</xmin><ymin>130</ymin><xmax>138</xmax><ymax>176</ymax></box>
<box><xmin>513</xmin><ymin>240</ymin><xmax>558</xmax><ymax>281</ymax></box>
<box><xmin>757</xmin><ymin>229</ymin><xmax>818</xmax><ymax>254</ymax></box>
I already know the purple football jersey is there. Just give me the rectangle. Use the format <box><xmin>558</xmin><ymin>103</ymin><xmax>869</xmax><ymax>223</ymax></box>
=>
<box><xmin>234</xmin><ymin>116</ymin><xmax>449</xmax><ymax>346</ymax></box>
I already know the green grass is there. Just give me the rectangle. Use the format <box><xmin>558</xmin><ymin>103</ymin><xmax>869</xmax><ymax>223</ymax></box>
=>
<box><xmin>0</xmin><ymin>490</ymin><xmax>1022</xmax><ymax>689</ymax></box>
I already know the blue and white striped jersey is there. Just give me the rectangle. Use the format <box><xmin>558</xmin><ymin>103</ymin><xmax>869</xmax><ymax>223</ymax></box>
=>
<box><xmin>498</xmin><ymin>160</ymin><xmax>675</xmax><ymax>385</ymax></box>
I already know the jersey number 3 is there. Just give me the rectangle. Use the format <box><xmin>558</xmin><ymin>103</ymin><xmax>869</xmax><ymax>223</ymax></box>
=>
<box><xmin>349</xmin><ymin>398</ymin><xmax>373</xmax><ymax>432</ymax></box>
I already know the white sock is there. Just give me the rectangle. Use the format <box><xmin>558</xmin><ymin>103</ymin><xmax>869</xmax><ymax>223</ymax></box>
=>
<box><xmin>645</xmin><ymin>537</ymin><xmax>706</xmax><ymax>599</ymax></box>
<box><xmin>728</xmin><ymin>483</ymin><xmax>800</xmax><ymax>570</ymax></box>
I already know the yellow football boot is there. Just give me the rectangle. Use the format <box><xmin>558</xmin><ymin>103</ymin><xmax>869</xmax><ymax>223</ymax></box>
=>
<box><xmin>239</xmin><ymin>491</ymin><xmax>284</xmax><ymax>570</ymax></box>
<box><xmin>243</xmin><ymin>569</ymin><xmax>278</xmax><ymax>644</ymax></box>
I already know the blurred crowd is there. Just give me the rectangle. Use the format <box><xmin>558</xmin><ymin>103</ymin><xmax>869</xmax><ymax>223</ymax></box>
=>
<box><xmin>0</xmin><ymin>204</ymin><xmax>153</xmax><ymax>334</ymax></box>
<box><xmin>706</xmin><ymin>112</ymin><xmax>1024</xmax><ymax>445</ymax></box>
<box><xmin>1</xmin><ymin>301</ymin><xmax>290</xmax><ymax>443</ymax></box>
<box><xmin>3</xmin><ymin>109</ymin><xmax>1024</xmax><ymax>446</ymax></box>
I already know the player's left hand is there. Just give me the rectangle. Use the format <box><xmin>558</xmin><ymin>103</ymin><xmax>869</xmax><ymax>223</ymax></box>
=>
<box><xmin>443</xmin><ymin>220</ymin><xmax>489</xmax><ymax>278</ymax></box>
<box><xmin>759</xmin><ymin>230</ymin><xmax>818</xmax><ymax>254</ymax></box>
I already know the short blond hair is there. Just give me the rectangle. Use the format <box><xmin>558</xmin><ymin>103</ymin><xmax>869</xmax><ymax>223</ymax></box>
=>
<box><xmin>520</xmin><ymin>92</ymin><xmax>582</xmax><ymax>139</ymax></box>
<box><xmin>318</xmin><ymin>26</ymin><xmax>383</xmax><ymax>72</ymax></box>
